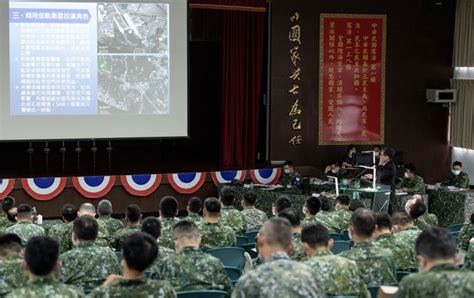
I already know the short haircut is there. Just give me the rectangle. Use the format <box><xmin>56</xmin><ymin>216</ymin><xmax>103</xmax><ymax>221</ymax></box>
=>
<box><xmin>1</xmin><ymin>196</ymin><xmax>15</xmax><ymax>214</ymax></box>
<box><xmin>336</xmin><ymin>195</ymin><xmax>350</xmax><ymax>206</ymax></box>
<box><xmin>243</xmin><ymin>190</ymin><xmax>258</xmax><ymax>206</ymax></box>
<box><xmin>319</xmin><ymin>196</ymin><xmax>331</xmax><ymax>211</ymax></box>
<box><xmin>141</xmin><ymin>217</ymin><xmax>162</xmax><ymax>239</ymax></box>
<box><xmin>73</xmin><ymin>216</ymin><xmax>98</xmax><ymax>241</ymax></box>
<box><xmin>17</xmin><ymin>204</ymin><xmax>33</xmax><ymax>217</ymax></box>
<box><xmin>173</xmin><ymin>220</ymin><xmax>199</xmax><ymax>240</ymax></box>
<box><xmin>79</xmin><ymin>203</ymin><xmax>96</xmax><ymax>214</ymax></box>
<box><xmin>97</xmin><ymin>200</ymin><xmax>112</xmax><ymax>216</ymax></box>
<box><xmin>274</xmin><ymin>196</ymin><xmax>292</xmax><ymax>214</ymax></box>
<box><xmin>349</xmin><ymin>200</ymin><xmax>365</xmax><ymax>212</ymax></box>
<box><xmin>278</xmin><ymin>207</ymin><xmax>301</xmax><ymax>227</ymax></box>
<box><xmin>261</xmin><ymin>218</ymin><xmax>292</xmax><ymax>248</ymax></box>
<box><xmin>415</xmin><ymin>227</ymin><xmax>456</xmax><ymax>260</ymax></box>
<box><xmin>305</xmin><ymin>196</ymin><xmax>321</xmax><ymax>215</ymax></box>
<box><xmin>373</xmin><ymin>145</ymin><xmax>381</xmax><ymax>150</ymax></box>
<box><xmin>204</xmin><ymin>197</ymin><xmax>221</xmax><ymax>215</ymax></box>
<box><xmin>330</xmin><ymin>160</ymin><xmax>341</xmax><ymax>167</ymax></box>
<box><xmin>220</xmin><ymin>186</ymin><xmax>236</xmax><ymax>206</ymax></box>
<box><xmin>283</xmin><ymin>161</ymin><xmax>293</xmax><ymax>167</ymax></box>
<box><xmin>375</xmin><ymin>212</ymin><xmax>393</xmax><ymax>230</ymax></box>
<box><xmin>382</xmin><ymin>147</ymin><xmax>395</xmax><ymax>159</ymax></box>
<box><xmin>126</xmin><ymin>204</ymin><xmax>141</xmax><ymax>223</ymax></box>
<box><xmin>350</xmin><ymin>208</ymin><xmax>376</xmax><ymax>238</ymax></box>
<box><xmin>453</xmin><ymin>161</ymin><xmax>462</xmax><ymax>167</ymax></box>
<box><xmin>122</xmin><ymin>232</ymin><xmax>158</xmax><ymax>272</ymax></box>
<box><xmin>187</xmin><ymin>197</ymin><xmax>202</xmax><ymax>213</ymax></box>
<box><xmin>24</xmin><ymin>236</ymin><xmax>59</xmax><ymax>276</ymax></box>
<box><xmin>391</xmin><ymin>212</ymin><xmax>412</xmax><ymax>226</ymax></box>
<box><xmin>409</xmin><ymin>200</ymin><xmax>427</xmax><ymax>220</ymax></box>
<box><xmin>347</xmin><ymin>144</ymin><xmax>357</xmax><ymax>152</ymax></box>
<box><xmin>160</xmin><ymin>196</ymin><xmax>178</xmax><ymax>218</ymax></box>
<box><xmin>0</xmin><ymin>233</ymin><xmax>23</xmax><ymax>257</ymax></box>
<box><xmin>61</xmin><ymin>204</ymin><xmax>77</xmax><ymax>223</ymax></box>
<box><xmin>301</xmin><ymin>223</ymin><xmax>330</xmax><ymax>248</ymax></box>
<box><xmin>405</xmin><ymin>163</ymin><xmax>416</xmax><ymax>173</ymax></box>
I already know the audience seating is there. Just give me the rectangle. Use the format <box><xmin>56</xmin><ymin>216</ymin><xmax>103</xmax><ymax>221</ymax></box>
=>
<box><xmin>206</xmin><ymin>247</ymin><xmax>245</xmax><ymax>271</ymax></box>
<box><xmin>447</xmin><ymin>224</ymin><xmax>464</xmax><ymax>234</ymax></box>
<box><xmin>342</xmin><ymin>230</ymin><xmax>350</xmax><ymax>241</ymax></box>
<box><xmin>176</xmin><ymin>290</ymin><xmax>227</xmax><ymax>298</ymax></box>
<box><xmin>239</xmin><ymin>243</ymin><xmax>258</xmax><ymax>259</ymax></box>
<box><xmin>224</xmin><ymin>266</ymin><xmax>242</xmax><ymax>285</ymax></box>
<box><xmin>396</xmin><ymin>271</ymin><xmax>411</xmax><ymax>282</ymax></box>
<box><xmin>245</xmin><ymin>230</ymin><xmax>259</xmax><ymax>244</ymax></box>
<box><xmin>331</xmin><ymin>241</ymin><xmax>352</xmax><ymax>254</ymax></box>
<box><xmin>330</xmin><ymin>233</ymin><xmax>343</xmax><ymax>241</ymax></box>
<box><xmin>368</xmin><ymin>286</ymin><xmax>379</xmax><ymax>298</ymax></box>
<box><xmin>236</xmin><ymin>236</ymin><xmax>249</xmax><ymax>247</ymax></box>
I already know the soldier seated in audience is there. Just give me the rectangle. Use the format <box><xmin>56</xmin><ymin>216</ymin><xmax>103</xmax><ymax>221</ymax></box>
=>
<box><xmin>463</xmin><ymin>241</ymin><xmax>474</xmax><ymax>271</ymax></box>
<box><xmin>302</xmin><ymin>223</ymin><xmax>369</xmax><ymax>297</ymax></box>
<box><xmin>141</xmin><ymin>216</ymin><xmax>175</xmax><ymax>274</ymax></box>
<box><xmin>8</xmin><ymin>236</ymin><xmax>83</xmax><ymax>297</ymax></box>
<box><xmin>48</xmin><ymin>204</ymin><xmax>77</xmax><ymax>242</ymax></box>
<box><xmin>159</xmin><ymin>196</ymin><xmax>180</xmax><ymax>249</ymax></box>
<box><xmin>374</xmin><ymin>212</ymin><xmax>417</xmax><ymax>272</ymax></box>
<box><xmin>198</xmin><ymin>197</ymin><xmax>236</xmax><ymax>248</ymax></box>
<box><xmin>441</xmin><ymin>161</ymin><xmax>470</xmax><ymax>189</ymax></box>
<box><xmin>240</xmin><ymin>190</ymin><xmax>268</xmax><ymax>232</ymax></box>
<box><xmin>97</xmin><ymin>199</ymin><xmax>124</xmax><ymax>237</ymax></box>
<box><xmin>233</xmin><ymin>218</ymin><xmax>325</xmax><ymax>297</ymax></box>
<box><xmin>219</xmin><ymin>186</ymin><xmax>246</xmax><ymax>235</ymax></box>
<box><xmin>184</xmin><ymin>197</ymin><xmax>203</xmax><ymax>223</ymax></box>
<box><xmin>0</xmin><ymin>196</ymin><xmax>15</xmax><ymax>232</ymax></box>
<box><xmin>152</xmin><ymin>220</ymin><xmax>231</xmax><ymax>295</ymax></box>
<box><xmin>90</xmin><ymin>232</ymin><xmax>175</xmax><ymax>298</ymax></box>
<box><xmin>59</xmin><ymin>216</ymin><xmax>120</xmax><ymax>291</ymax></box>
<box><xmin>278</xmin><ymin>207</ymin><xmax>306</xmax><ymax>261</ymax></box>
<box><xmin>6</xmin><ymin>204</ymin><xmax>45</xmax><ymax>245</ymax></box>
<box><xmin>339</xmin><ymin>208</ymin><xmax>397</xmax><ymax>286</ymax></box>
<box><xmin>110</xmin><ymin>204</ymin><xmax>142</xmax><ymax>249</ymax></box>
<box><xmin>334</xmin><ymin>195</ymin><xmax>352</xmax><ymax>232</ymax></box>
<box><xmin>315</xmin><ymin>196</ymin><xmax>339</xmax><ymax>232</ymax></box>
<box><xmin>405</xmin><ymin>195</ymin><xmax>438</xmax><ymax>230</ymax></box>
<box><xmin>459</xmin><ymin>213</ymin><xmax>474</xmax><ymax>252</ymax></box>
<box><xmin>271</xmin><ymin>195</ymin><xmax>292</xmax><ymax>217</ymax></box>
<box><xmin>398</xmin><ymin>227</ymin><xmax>474</xmax><ymax>297</ymax></box>
<box><xmin>349</xmin><ymin>200</ymin><xmax>365</xmax><ymax>212</ymax></box>
<box><xmin>396</xmin><ymin>163</ymin><xmax>426</xmax><ymax>195</ymax></box>
<box><xmin>392</xmin><ymin>212</ymin><xmax>422</xmax><ymax>247</ymax></box>
<box><xmin>301</xmin><ymin>196</ymin><xmax>322</xmax><ymax>227</ymax></box>
<box><xmin>0</xmin><ymin>234</ymin><xmax>28</xmax><ymax>296</ymax></box>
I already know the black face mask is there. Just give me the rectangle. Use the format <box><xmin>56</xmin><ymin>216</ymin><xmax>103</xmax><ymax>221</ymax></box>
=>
<box><xmin>7</xmin><ymin>212</ymin><xmax>16</xmax><ymax>222</ymax></box>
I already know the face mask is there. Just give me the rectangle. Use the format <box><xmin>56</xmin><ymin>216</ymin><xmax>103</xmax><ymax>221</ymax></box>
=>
<box><xmin>404</xmin><ymin>172</ymin><xmax>409</xmax><ymax>179</ymax></box>
<box><xmin>348</xmin><ymin>229</ymin><xmax>352</xmax><ymax>240</ymax></box>
<box><xmin>331</xmin><ymin>168</ymin><xmax>339</xmax><ymax>174</ymax></box>
<box><xmin>452</xmin><ymin>170</ymin><xmax>461</xmax><ymax>176</ymax></box>
<box><xmin>284</xmin><ymin>168</ymin><xmax>290</xmax><ymax>174</ymax></box>
<box><xmin>374</xmin><ymin>152</ymin><xmax>380</xmax><ymax>157</ymax></box>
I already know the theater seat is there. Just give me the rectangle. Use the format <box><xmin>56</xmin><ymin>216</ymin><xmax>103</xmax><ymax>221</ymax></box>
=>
<box><xmin>206</xmin><ymin>247</ymin><xmax>245</xmax><ymax>271</ymax></box>
<box><xmin>177</xmin><ymin>290</ymin><xmax>227</xmax><ymax>298</ymax></box>
<box><xmin>331</xmin><ymin>241</ymin><xmax>351</xmax><ymax>254</ymax></box>
<box><xmin>236</xmin><ymin>236</ymin><xmax>249</xmax><ymax>247</ymax></box>
<box><xmin>245</xmin><ymin>230</ymin><xmax>259</xmax><ymax>244</ymax></box>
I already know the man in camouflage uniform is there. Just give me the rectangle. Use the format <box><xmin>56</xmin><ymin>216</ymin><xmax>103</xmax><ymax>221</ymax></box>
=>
<box><xmin>441</xmin><ymin>161</ymin><xmax>470</xmax><ymax>189</ymax></box>
<box><xmin>463</xmin><ymin>243</ymin><xmax>474</xmax><ymax>271</ymax></box>
<box><xmin>109</xmin><ymin>204</ymin><xmax>142</xmax><ymax>249</ymax></box>
<box><xmin>398</xmin><ymin>228</ymin><xmax>474</xmax><ymax>297</ymax></box>
<box><xmin>315</xmin><ymin>196</ymin><xmax>339</xmax><ymax>232</ymax></box>
<box><xmin>396</xmin><ymin>163</ymin><xmax>426</xmax><ymax>195</ymax></box>
<box><xmin>0</xmin><ymin>234</ymin><xmax>28</xmax><ymax>296</ymax></box>
<box><xmin>7</xmin><ymin>236</ymin><xmax>83</xmax><ymax>297</ymax></box>
<box><xmin>240</xmin><ymin>190</ymin><xmax>267</xmax><ymax>232</ymax></box>
<box><xmin>232</xmin><ymin>218</ymin><xmax>325</xmax><ymax>298</ymax></box>
<box><xmin>198</xmin><ymin>197</ymin><xmax>236</xmax><ymax>248</ymax></box>
<box><xmin>151</xmin><ymin>220</ymin><xmax>231</xmax><ymax>295</ymax></box>
<box><xmin>272</xmin><ymin>196</ymin><xmax>292</xmax><ymax>217</ymax></box>
<box><xmin>302</xmin><ymin>223</ymin><xmax>370</xmax><ymax>297</ymax></box>
<box><xmin>279</xmin><ymin>161</ymin><xmax>300</xmax><ymax>187</ymax></box>
<box><xmin>183</xmin><ymin>197</ymin><xmax>203</xmax><ymax>224</ymax></box>
<box><xmin>278</xmin><ymin>207</ymin><xmax>306</xmax><ymax>261</ymax></box>
<box><xmin>301</xmin><ymin>196</ymin><xmax>322</xmax><ymax>226</ymax></box>
<box><xmin>219</xmin><ymin>187</ymin><xmax>246</xmax><ymax>235</ymax></box>
<box><xmin>60</xmin><ymin>216</ymin><xmax>120</xmax><ymax>292</ymax></box>
<box><xmin>6</xmin><ymin>204</ymin><xmax>45</xmax><ymax>244</ymax></box>
<box><xmin>0</xmin><ymin>196</ymin><xmax>15</xmax><ymax>232</ymax></box>
<box><xmin>405</xmin><ymin>195</ymin><xmax>438</xmax><ymax>230</ymax></box>
<box><xmin>458</xmin><ymin>213</ymin><xmax>474</xmax><ymax>252</ymax></box>
<box><xmin>141</xmin><ymin>217</ymin><xmax>175</xmax><ymax>276</ymax></box>
<box><xmin>97</xmin><ymin>199</ymin><xmax>124</xmax><ymax>237</ymax></box>
<box><xmin>159</xmin><ymin>196</ymin><xmax>181</xmax><ymax>249</ymax></box>
<box><xmin>339</xmin><ymin>209</ymin><xmax>397</xmax><ymax>286</ymax></box>
<box><xmin>48</xmin><ymin>204</ymin><xmax>77</xmax><ymax>242</ymax></box>
<box><xmin>393</xmin><ymin>212</ymin><xmax>422</xmax><ymax>248</ymax></box>
<box><xmin>373</xmin><ymin>213</ymin><xmax>417</xmax><ymax>271</ymax></box>
<box><xmin>333</xmin><ymin>195</ymin><xmax>352</xmax><ymax>233</ymax></box>
<box><xmin>90</xmin><ymin>232</ymin><xmax>175</xmax><ymax>298</ymax></box>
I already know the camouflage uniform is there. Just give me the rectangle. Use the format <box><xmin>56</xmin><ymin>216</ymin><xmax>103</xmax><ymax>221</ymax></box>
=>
<box><xmin>160</xmin><ymin>218</ymin><xmax>180</xmax><ymax>250</ymax></box>
<box><xmin>279</xmin><ymin>172</ymin><xmax>299</xmax><ymax>187</ymax></box>
<box><xmin>396</xmin><ymin>176</ymin><xmax>426</xmax><ymax>195</ymax></box>
<box><xmin>441</xmin><ymin>171</ymin><xmax>470</xmax><ymax>189</ymax></box>
<box><xmin>333</xmin><ymin>208</ymin><xmax>352</xmax><ymax>232</ymax></box>
<box><xmin>198</xmin><ymin>221</ymin><xmax>236</xmax><ymax>248</ymax></box>
<box><xmin>97</xmin><ymin>215</ymin><xmax>124</xmax><ymax>237</ymax></box>
<box><xmin>183</xmin><ymin>213</ymin><xmax>203</xmax><ymax>224</ymax></box>
<box><xmin>0</xmin><ymin>254</ymin><xmax>29</xmax><ymax>296</ymax></box>
<box><xmin>398</xmin><ymin>263</ymin><xmax>474</xmax><ymax>297</ymax></box>
<box><xmin>151</xmin><ymin>246</ymin><xmax>232</xmax><ymax>294</ymax></box>
<box><xmin>59</xmin><ymin>241</ymin><xmax>121</xmax><ymax>291</ymax></box>
<box><xmin>6</xmin><ymin>276</ymin><xmax>84</xmax><ymax>298</ymax></box>
<box><xmin>315</xmin><ymin>211</ymin><xmax>339</xmax><ymax>232</ymax></box>
<box><xmin>290</xmin><ymin>233</ymin><xmax>306</xmax><ymax>262</ymax></box>
<box><xmin>375</xmin><ymin>233</ymin><xmax>417</xmax><ymax>272</ymax></box>
<box><xmin>241</xmin><ymin>206</ymin><xmax>267</xmax><ymax>232</ymax></box>
<box><xmin>5</xmin><ymin>221</ymin><xmax>45</xmax><ymax>244</ymax></box>
<box><xmin>89</xmin><ymin>278</ymin><xmax>176</xmax><ymax>298</ymax></box>
<box><xmin>109</xmin><ymin>225</ymin><xmax>141</xmax><ymax>248</ymax></box>
<box><xmin>220</xmin><ymin>206</ymin><xmax>246</xmax><ymax>235</ymax></box>
<box><xmin>301</xmin><ymin>216</ymin><xmax>324</xmax><ymax>228</ymax></box>
<box><xmin>458</xmin><ymin>223</ymin><xmax>474</xmax><ymax>251</ymax></box>
<box><xmin>339</xmin><ymin>240</ymin><xmax>397</xmax><ymax>286</ymax></box>
<box><xmin>0</xmin><ymin>213</ymin><xmax>13</xmax><ymax>232</ymax></box>
<box><xmin>395</xmin><ymin>226</ymin><xmax>422</xmax><ymax>248</ymax></box>
<box><xmin>232</xmin><ymin>252</ymin><xmax>325</xmax><ymax>298</ymax></box>
<box><xmin>304</xmin><ymin>249</ymin><xmax>370</xmax><ymax>298</ymax></box>
<box><xmin>414</xmin><ymin>213</ymin><xmax>438</xmax><ymax>231</ymax></box>
<box><xmin>146</xmin><ymin>246</ymin><xmax>175</xmax><ymax>277</ymax></box>
<box><xmin>59</xmin><ymin>217</ymin><xmax>110</xmax><ymax>253</ymax></box>
<box><xmin>463</xmin><ymin>244</ymin><xmax>474</xmax><ymax>271</ymax></box>
<box><xmin>48</xmin><ymin>222</ymin><xmax>66</xmax><ymax>242</ymax></box>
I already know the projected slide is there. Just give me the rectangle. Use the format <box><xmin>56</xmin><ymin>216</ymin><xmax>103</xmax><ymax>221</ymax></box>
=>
<box><xmin>9</xmin><ymin>2</ymin><xmax>170</xmax><ymax>116</ymax></box>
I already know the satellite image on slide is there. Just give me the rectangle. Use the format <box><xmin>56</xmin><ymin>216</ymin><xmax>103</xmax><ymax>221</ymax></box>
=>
<box><xmin>97</xmin><ymin>3</ymin><xmax>169</xmax><ymax>115</ymax></box>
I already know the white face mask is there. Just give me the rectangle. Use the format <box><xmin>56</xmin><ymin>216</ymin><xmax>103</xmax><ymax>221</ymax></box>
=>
<box><xmin>452</xmin><ymin>170</ymin><xmax>461</xmax><ymax>176</ymax></box>
<box><xmin>331</xmin><ymin>168</ymin><xmax>339</xmax><ymax>174</ymax></box>
<box><xmin>284</xmin><ymin>168</ymin><xmax>290</xmax><ymax>174</ymax></box>
<box><xmin>404</xmin><ymin>172</ymin><xmax>410</xmax><ymax>179</ymax></box>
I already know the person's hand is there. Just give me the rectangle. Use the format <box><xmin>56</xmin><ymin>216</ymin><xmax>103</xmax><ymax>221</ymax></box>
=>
<box><xmin>365</xmin><ymin>174</ymin><xmax>373</xmax><ymax>180</ymax></box>
<box><xmin>102</xmin><ymin>275</ymin><xmax>123</xmax><ymax>287</ymax></box>
<box><xmin>325</xmin><ymin>166</ymin><xmax>331</xmax><ymax>173</ymax></box>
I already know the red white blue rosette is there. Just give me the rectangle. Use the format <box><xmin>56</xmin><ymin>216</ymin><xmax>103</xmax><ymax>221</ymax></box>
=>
<box><xmin>0</xmin><ymin>179</ymin><xmax>16</xmax><ymax>200</ymax></box>
<box><xmin>250</xmin><ymin>168</ymin><xmax>282</xmax><ymax>185</ymax></box>
<box><xmin>167</xmin><ymin>172</ymin><xmax>207</xmax><ymax>194</ymax></box>
<box><xmin>72</xmin><ymin>176</ymin><xmax>116</xmax><ymax>199</ymax></box>
<box><xmin>120</xmin><ymin>174</ymin><xmax>162</xmax><ymax>197</ymax></box>
<box><xmin>211</xmin><ymin>170</ymin><xmax>246</xmax><ymax>186</ymax></box>
<box><xmin>21</xmin><ymin>177</ymin><xmax>67</xmax><ymax>201</ymax></box>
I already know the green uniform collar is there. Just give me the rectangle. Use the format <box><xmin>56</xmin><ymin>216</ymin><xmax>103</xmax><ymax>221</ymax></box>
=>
<box><xmin>116</xmin><ymin>278</ymin><xmax>146</xmax><ymax>286</ymax></box>
<box><xmin>313</xmin><ymin>249</ymin><xmax>333</xmax><ymax>257</ymax></box>
<box><xmin>2</xmin><ymin>254</ymin><xmax>22</xmax><ymax>261</ymax></box>
<box><xmin>75</xmin><ymin>240</ymin><xmax>96</xmax><ymax>248</ymax></box>
<box><xmin>404</xmin><ymin>226</ymin><xmax>420</xmax><ymax>232</ymax></box>
<box><xmin>178</xmin><ymin>246</ymin><xmax>200</xmax><ymax>254</ymax></box>
<box><xmin>29</xmin><ymin>275</ymin><xmax>57</xmax><ymax>284</ymax></box>
<box><xmin>98</xmin><ymin>215</ymin><xmax>112</xmax><ymax>220</ymax></box>
<box><xmin>376</xmin><ymin>233</ymin><xmax>394</xmax><ymax>241</ymax></box>
<box><xmin>222</xmin><ymin>206</ymin><xmax>235</xmax><ymax>211</ymax></box>
<box><xmin>429</xmin><ymin>263</ymin><xmax>459</xmax><ymax>272</ymax></box>
<box><xmin>352</xmin><ymin>240</ymin><xmax>374</xmax><ymax>249</ymax></box>
<box><xmin>266</xmin><ymin>251</ymin><xmax>290</xmax><ymax>262</ymax></box>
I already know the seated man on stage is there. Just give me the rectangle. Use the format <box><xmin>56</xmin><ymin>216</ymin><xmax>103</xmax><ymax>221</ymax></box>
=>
<box><xmin>324</xmin><ymin>161</ymin><xmax>346</xmax><ymax>179</ymax></box>
<box><xmin>396</xmin><ymin>163</ymin><xmax>426</xmax><ymax>195</ymax></box>
<box><xmin>279</xmin><ymin>161</ymin><xmax>300</xmax><ymax>187</ymax></box>
<box><xmin>441</xmin><ymin>161</ymin><xmax>470</xmax><ymax>189</ymax></box>
<box><xmin>342</xmin><ymin>144</ymin><xmax>358</xmax><ymax>168</ymax></box>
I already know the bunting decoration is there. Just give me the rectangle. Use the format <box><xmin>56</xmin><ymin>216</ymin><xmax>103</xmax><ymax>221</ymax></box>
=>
<box><xmin>21</xmin><ymin>177</ymin><xmax>67</xmax><ymax>201</ymax></box>
<box><xmin>72</xmin><ymin>176</ymin><xmax>115</xmax><ymax>199</ymax></box>
<box><xmin>0</xmin><ymin>179</ymin><xmax>16</xmax><ymax>200</ymax></box>
<box><xmin>249</xmin><ymin>168</ymin><xmax>282</xmax><ymax>185</ymax></box>
<box><xmin>167</xmin><ymin>172</ymin><xmax>207</xmax><ymax>194</ymax></box>
<box><xmin>121</xmin><ymin>174</ymin><xmax>162</xmax><ymax>197</ymax></box>
<box><xmin>210</xmin><ymin>170</ymin><xmax>246</xmax><ymax>186</ymax></box>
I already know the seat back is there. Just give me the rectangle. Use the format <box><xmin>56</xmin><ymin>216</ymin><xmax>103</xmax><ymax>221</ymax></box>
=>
<box><xmin>206</xmin><ymin>247</ymin><xmax>245</xmax><ymax>271</ymax></box>
<box><xmin>224</xmin><ymin>266</ymin><xmax>242</xmax><ymax>284</ymax></box>
<box><xmin>236</xmin><ymin>236</ymin><xmax>249</xmax><ymax>247</ymax></box>
<box><xmin>447</xmin><ymin>223</ymin><xmax>464</xmax><ymax>233</ymax></box>
<box><xmin>368</xmin><ymin>286</ymin><xmax>379</xmax><ymax>298</ymax></box>
<box><xmin>177</xmin><ymin>290</ymin><xmax>227</xmax><ymax>298</ymax></box>
<box><xmin>330</xmin><ymin>233</ymin><xmax>343</xmax><ymax>241</ymax></box>
<box><xmin>240</xmin><ymin>243</ymin><xmax>258</xmax><ymax>259</ymax></box>
<box><xmin>341</xmin><ymin>230</ymin><xmax>350</xmax><ymax>241</ymax></box>
<box><xmin>332</xmin><ymin>241</ymin><xmax>352</xmax><ymax>254</ymax></box>
<box><xmin>246</xmin><ymin>230</ymin><xmax>259</xmax><ymax>244</ymax></box>
<box><xmin>396</xmin><ymin>271</ymin><xmax>411</xmax><ymax>282</ymax></box>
